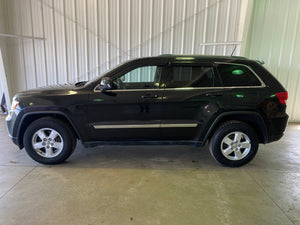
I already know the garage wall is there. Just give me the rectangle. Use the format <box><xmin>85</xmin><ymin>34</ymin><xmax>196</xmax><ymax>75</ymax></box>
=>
<box><xmin>0</xmin><ymin>20</ymin><xmax>3</xmax><ymax>102</ymax></box>
<box><xmin>2</xmin><ymin>0</ymin><xmax>249</xmax><ymax>96</ymax></box>
<box><xmin>0</xmin><ymin>1</ymin><xmax>10</xmax><ymax>106</ymax></box>
<box><xmin>0</xmin><ymin>0</ymin><xmax>8</xmax><ymax>98</ymax></box>
<box><xmin>245</xmin><ymin>0</ymin><xmax>300</xmax><ymax>122</ymax></box>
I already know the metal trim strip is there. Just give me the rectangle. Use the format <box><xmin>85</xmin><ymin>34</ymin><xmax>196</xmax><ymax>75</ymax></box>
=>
<box><xmin>94</xmin><ymin>124</ymin><xmax>160</xmax><ymax>129</ymax></box>
<box><xmin>161</xmin><ymin>124</ymin><xmax>198</xmax><ymax>128</ymax></box>
<box><xmin>93</xmin><ymin>123</ymin><xmax>198</xmax><ymax>129</ymax></box>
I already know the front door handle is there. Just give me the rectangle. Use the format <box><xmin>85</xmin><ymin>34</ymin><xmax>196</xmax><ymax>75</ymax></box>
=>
<box><xmin>141</xmin><ymin>94</ymin><xmax>158</xmax><ymax>99</ymax></box>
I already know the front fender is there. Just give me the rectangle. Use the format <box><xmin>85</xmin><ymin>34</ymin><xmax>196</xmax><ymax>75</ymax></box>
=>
<box><xmin>15</xmin><ymin>109</ymin><xmax>83</xmax><ymax>149</ymax></box>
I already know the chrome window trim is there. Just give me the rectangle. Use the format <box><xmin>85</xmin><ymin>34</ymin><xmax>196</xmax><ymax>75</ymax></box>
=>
<box><xmin>214</xmin><ymin>62</ymin><xmax>266</xmax><ymax>88</ymax></box>
<box><xmin>93</xmin><ymin>123</ymin><xmax>198</xmax><ymax>129</ymax></box>
<box><xmin>94</xmin><ymin>86</ymin><xmax>264</xmax><ymax>92</ymax></box>
<box><xmin>93</xmin><ymin>85</ymin><xmax>161</xmax><ymax>92</ymax></box>
<box><xmin>93</xmin><ymin>62</ymin><xmax>266</xmax><ymax>92</ymax></box>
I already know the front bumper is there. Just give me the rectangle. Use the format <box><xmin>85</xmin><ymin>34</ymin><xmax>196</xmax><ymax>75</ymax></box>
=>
<box><xmin>8</xmin><ymin>134</ymin><xmax>20</xmax><ymax>147</ymax></box>
<box><xmin>6</xmin><ymin>110</ymin><xmax>22</xmax><ymax>149</ymax></box>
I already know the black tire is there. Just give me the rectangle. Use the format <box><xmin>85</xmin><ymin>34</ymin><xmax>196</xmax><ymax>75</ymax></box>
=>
<box><xmin>209</xmin><ymin>121</ymin><xmax>258</xmax><ymax>167</ymax></box>
<box><xmin>23</xmin><ymin>117</ymin><xmax>76</xmax><ymax>165</ymax></box>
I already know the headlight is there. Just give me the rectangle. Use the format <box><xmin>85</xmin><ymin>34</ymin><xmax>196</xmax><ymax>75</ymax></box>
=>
<box><xmin>7</xmin><ymin>99</ymin><xmax>19</xmax><ymax>118</ymax></box>
<box><xmin>10</xmin><ymin>99</ymin><xmax>19</xmax><ymax>111</ymax></box>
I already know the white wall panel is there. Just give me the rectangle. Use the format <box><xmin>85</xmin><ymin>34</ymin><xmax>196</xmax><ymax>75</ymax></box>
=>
<box><xmin>0</xmin><ymin>0</ymin><xmax>6</xmax><ymax>99</ymax></box>
<box><xmin>245</xmin><ymin>0</ymin><xmax>300</xmax><ymax>122</ymax></box>
<box><xmin>31</xmin><ymin>0</ymin><xmax>47</xmax><ymax>88</ymax></box>
<box><xmin>64</xmin><ymin>0</ymin><xmax>77</xmax><ymax>83</ymax></box>
<box><xmin>2</xmin><ymin>0</ymin><xmax>248</xmax><ymax>100</ymax></box>
<box><xmin>5</xmin><ymin>0</ymin><xmax>27</xmax><ymax>94</ymax></box>
<box><xmin>21</xmin><ymin>0</ymin><xmax>37</xmax><ymax>89</ymax></box>
<box><xmin>0</xmin><ymin>0</ymin><xmax>8</xmax><ymax>97</ymax></box>
<box><xmin>53</xmin><ymin>0</ymin><xmax>68</xmax><ymax>84</ymax></box>
<box><xmin>87</xmin><ymin>0</ymin><xmax>98</xmax><ymax>80</ymax></box>
<box><xmin>42</xmin><ymin>0</ymin><xmax>58</xmax><ymax>85</ymax></box>
<box><xmin>75</xmin><ymin>0</ymin><xmax>89</xmax><ymax>81</ymax></box>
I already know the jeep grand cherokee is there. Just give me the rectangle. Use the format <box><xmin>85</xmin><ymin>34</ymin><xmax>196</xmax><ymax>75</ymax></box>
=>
<box><xmin>6</xmin><ymin>55</ymin><xmax>289</xmax><ymax>167</ymax></box>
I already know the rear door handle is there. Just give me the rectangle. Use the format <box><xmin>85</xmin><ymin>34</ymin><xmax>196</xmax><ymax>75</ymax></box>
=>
<box><xmin>141</xmin><ymin>95</ymin><xmax>158</xmax><ymax>99</ymax></box>
<box><xmin>205</xmin><ymin>93</ymin><xmax>223</xmax><ymax>97</ymax></box>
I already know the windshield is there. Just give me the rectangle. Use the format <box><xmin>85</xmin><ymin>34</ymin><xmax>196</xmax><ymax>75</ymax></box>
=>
<box><xmin>85</xmin><ymin>74</ymin><xmax>105</xmax><ymax>86</ymax></box>
<box><xmin>84</xmin><ymin>60</ymin><xmax>129</xmax><ymax>86</ymax></box>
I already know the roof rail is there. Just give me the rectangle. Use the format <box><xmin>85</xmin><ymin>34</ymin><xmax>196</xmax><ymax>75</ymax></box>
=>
<box><xmin>158</xmin><ymin>54</ymin><xmax>173</xmax><ymax>57</ymax></box>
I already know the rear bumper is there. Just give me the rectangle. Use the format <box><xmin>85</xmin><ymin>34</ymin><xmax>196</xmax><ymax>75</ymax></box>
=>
<box><xmin>267</xmin><ymin>112</ymin><xmax>289</xmax><ymax>143</ymax></box>
<box><xmin>267</xmin><ymin>133</ymin><xmax>284</xmax><ymax>143</ymax></box>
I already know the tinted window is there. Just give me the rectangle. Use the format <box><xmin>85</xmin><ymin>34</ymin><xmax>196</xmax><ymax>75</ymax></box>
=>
<box><xmin>217</xmin><ymin>64</ymin><xmax>261</xmax><ymax>87</ymax></box>
<box><xmin>113</xmin><ymin>66</ymin><xmax>161</xmax><ymax>89</ymax></box>
<box><xmin>166</xmin><ymin>66</ymin><xmax>214</xmax><ymax>88</ymax></box>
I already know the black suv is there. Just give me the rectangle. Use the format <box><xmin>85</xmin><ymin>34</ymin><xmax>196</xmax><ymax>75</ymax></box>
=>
<box><xmin>6</xmin><ymin>55</ymin><xmax>288</xmax><ymax>167</ymax></box>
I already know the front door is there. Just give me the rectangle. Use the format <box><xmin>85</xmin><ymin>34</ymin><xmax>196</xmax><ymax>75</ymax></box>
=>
<box><xmin>88</xmin><ymin>64</ymin><xmax>166</xmax><ymax>141</ymax></box>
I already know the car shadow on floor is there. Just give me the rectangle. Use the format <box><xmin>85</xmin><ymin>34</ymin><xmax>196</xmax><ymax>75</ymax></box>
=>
<box><xmin>47</xmin><ymin>142</ymin><xmax>227</xmax><ymax>170</ymax></box>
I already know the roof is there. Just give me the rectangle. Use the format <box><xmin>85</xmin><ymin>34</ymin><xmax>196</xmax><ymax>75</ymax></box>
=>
<box><xmin>126</xmin><ymin>54</ymin><xmax>253</xmax><ymax>64</ymax></box>
<box><xmin>118</xmin><ymin>54</ymin><xmax>257</xmax><ymax>68</ymax></box>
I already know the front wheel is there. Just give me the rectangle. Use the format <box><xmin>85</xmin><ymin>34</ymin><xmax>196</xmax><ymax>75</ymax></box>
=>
<box><xmin>209</xmin><ymin>121</ymin><xmax>259</xmax><ymax>167</ymax></box>
<box><xmin>23</xmin><ymin>117</ymin><xmax>76</xmax><ymax>165</ymax></box>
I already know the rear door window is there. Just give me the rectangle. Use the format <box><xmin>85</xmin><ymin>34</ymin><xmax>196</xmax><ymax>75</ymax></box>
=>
<box><xmin>165</xmin><ymin>66</ymin><xmax>214</xmax><ymax>88</ymax></box>
<box><xmin>216</xmin><ymin>64</ymin><xmax>262</xmax><ymax>87</ymax></box>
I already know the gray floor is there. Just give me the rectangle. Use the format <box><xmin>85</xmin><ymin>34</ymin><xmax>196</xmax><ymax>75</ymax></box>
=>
<box><xmin>0</xmin><ymin>114</ymin><xmax>300</xmax><ymax>225</ymax></box>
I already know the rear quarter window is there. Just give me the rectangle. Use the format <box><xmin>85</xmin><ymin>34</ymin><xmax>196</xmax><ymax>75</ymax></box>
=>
<box><xmin>216</xmin><ymin>64</ymin><xmax>262</xmax><ymax>87</ymax></box>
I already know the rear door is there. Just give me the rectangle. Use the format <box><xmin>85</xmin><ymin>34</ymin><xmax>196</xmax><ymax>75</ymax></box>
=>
<box><xmin>215</xmin><ymin>62</ymin><xmax>263</xmax><ymax>109</ymax></box>
<box><xmin>159</xmin><ymin>62</ymin><xmax>226</xmax><ymax>141</ymax></box>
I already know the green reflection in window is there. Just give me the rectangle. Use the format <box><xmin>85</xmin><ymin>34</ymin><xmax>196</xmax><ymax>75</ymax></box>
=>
<box><xmin>236</xmin><ymin>94</ymin><xmax>244</xmax><ymax>98</ymax></box>
<box><xmin>232</xmin><ymin>69</ymin><xmax>244</xmax><ymax>75</ymax></box>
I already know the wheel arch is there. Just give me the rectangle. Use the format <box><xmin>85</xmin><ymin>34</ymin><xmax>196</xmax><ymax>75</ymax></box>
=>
<box><xmin>17</xmin><ymin>111</ymin><xmax>82</xmax><ymax>149</ymax></box>
<box><xmin>202</xmin><ymin>111</ymin><xmax>268</xmax><ymax>145</ymax></box>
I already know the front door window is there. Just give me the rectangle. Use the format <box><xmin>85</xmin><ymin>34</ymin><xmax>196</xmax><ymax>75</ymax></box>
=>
<box><xmin>113</xmin><ymin>66</ymin><xmax>162</xmax><ymax>90</ymax></box>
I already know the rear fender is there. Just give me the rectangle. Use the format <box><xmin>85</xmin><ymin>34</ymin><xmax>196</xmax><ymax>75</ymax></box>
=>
<box><xmin>201</xmin><ymin>111</ymin><xmax>268</xmax><ymax>145</ymax></box>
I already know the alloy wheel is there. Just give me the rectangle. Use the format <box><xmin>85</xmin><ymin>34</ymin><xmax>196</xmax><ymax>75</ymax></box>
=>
<box><xmin>220</xmin><ymin>131</ymin><xmax>251</xmax><ymax>161</ymax></box>
<box><xmin>31</xmin><ymin>128</ymin><xmax>64</xmax><ymax>158</ymax></box>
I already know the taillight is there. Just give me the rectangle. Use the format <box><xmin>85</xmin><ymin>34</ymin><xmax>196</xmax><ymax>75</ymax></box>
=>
<box><xmin>276</xmin><ymin>92</ymin><xmax>288</xmax><ymax>105</ymax></box>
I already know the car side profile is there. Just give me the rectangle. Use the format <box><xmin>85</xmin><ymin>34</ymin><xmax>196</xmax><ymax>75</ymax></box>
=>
<box><xmin>6</xmin><ymin>55</ymin><xmax>289</xmax><ymax>167</ymax></box>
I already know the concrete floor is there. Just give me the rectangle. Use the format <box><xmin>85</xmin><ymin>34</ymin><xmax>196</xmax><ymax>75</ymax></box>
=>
<box><xmin>0</xmin><ymin>114</ymin><xmax>300</xmax><ymax>225</ymax></box>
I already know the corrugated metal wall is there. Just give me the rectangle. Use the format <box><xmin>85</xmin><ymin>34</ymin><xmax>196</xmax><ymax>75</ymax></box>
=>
<box><xmin>2</xmin><ymin>0</ymin><xmax>247</xmax><ymax>97</ymax></box>
<box><xmin>0</xmin><ymin>0</ymin><xmax>9</xmax><ymax>101</ymax></box>
<box><xmin>245</xmin><ymin>0</ymin><xmax>300</xmax><ymax>122</ymax></box>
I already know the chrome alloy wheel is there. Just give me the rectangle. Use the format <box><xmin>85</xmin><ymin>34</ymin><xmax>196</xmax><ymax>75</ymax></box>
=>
<box><xmin>31</xmin><ymin>128</ymin><xmax>64</xmax><ymax>158</ymax></box>
<box><xmin>220</xmin><ymin>131</ymin><xmax>251</xmax><ymax>161</ymax></box>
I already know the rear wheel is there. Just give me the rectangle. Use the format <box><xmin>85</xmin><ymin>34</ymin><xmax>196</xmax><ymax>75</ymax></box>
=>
<box><xmin>23</xmin><ymin>117</ymin><xmax>76</xmax><ymax>164</ymax></box>
<box><xmin>209</xmin><ymin>121</ymin><xmax>258</xmax><ymax>167</ymax></box>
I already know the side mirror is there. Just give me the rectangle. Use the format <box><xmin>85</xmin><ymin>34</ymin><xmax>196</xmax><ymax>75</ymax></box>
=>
<box><xmin>98</xmin><ymin>77</ymin><xmax>112</xmax><ymax>92</ymax></box>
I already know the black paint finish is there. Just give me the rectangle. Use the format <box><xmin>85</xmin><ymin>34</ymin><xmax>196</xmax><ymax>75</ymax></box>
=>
<box><xmin>6</xmin><ymin>55</ymin><xmax>288</xmax><ymax>149</ymax></box>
